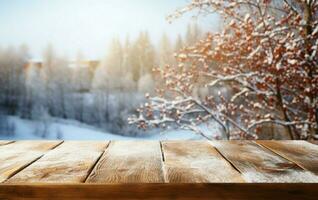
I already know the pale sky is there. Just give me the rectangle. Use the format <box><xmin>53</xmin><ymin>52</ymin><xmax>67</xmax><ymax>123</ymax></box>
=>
<box><xmin>0</xmin><ymin>0</ymin><xmax>219</xmax><ymax>59</ymax></box>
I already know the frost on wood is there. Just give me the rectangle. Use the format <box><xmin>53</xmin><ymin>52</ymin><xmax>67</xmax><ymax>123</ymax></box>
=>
<box><xmin>6</xmin><ymin>142</ymin><xmax>108</xmax><ymax>183</ymax></box>
<box><xmin>211</xmin><ymin>141</ymin><xmax>318</xmax><ymax>183</ymax></box>
<box><xmin>130</xmin><ymin>0</ymin><xmax>318</xmax><ymax>140</ymax></box>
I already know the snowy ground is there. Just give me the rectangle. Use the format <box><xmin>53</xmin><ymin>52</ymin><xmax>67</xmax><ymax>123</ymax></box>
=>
<box><xmin>0</xmin><ymin>116</ymin><xmax>221</xmax><ymax>140</ymax></box>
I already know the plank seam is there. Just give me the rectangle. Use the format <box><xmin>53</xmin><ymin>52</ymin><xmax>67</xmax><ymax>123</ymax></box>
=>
<box><xmin>254</xmin><ymin>141</ymin><xmax>308</xmax><ymax>171</ymax></box>
<box><xmin>0</xmin><ymin>141</ymin><xmax>15</xmax><ymax>146</ymax></box>
<box><xmin>209</xmin><ymin>142</ymin><xmax>243</xmax><ymax>175</ymax></box>
<box><xmin>84</xmin><ymin>141</ymin><xmax>111</xmax><ymax>183</ymax></box>
<box><xmin>159</xmin><ymin>141</ymin><xmax>165</xmax><ymax>162</ymax></box>
<box><xmin>159</xmin><ymin>141</ymin><xmax>168</xmax><ymax>183</ymax></box>
<box><xmin>3</xmin><ymin>141</ymin><xmax>64</xmax><ymax>183</ymax></box>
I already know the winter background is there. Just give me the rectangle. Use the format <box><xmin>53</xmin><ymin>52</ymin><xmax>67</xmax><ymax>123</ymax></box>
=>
<box><xmin>0</xmin><ymin>0</ymin><xmax>222</xmax><ymax>140</ymax></box>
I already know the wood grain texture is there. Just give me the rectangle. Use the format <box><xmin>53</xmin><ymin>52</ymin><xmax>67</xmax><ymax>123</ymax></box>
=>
<box><xmin>162</xmin><ymin>141</ymin><xmax>244</xmax><ymax>183</ymax></box>
<box><xmin>0</xmin><ymin>140</ymin><xmax>14</xmax><ymax>146</ymax></box>
<box><xmin>211</xmin><ymin>141</ymin><xmax>318</xmax><ymax>183</ymax></box>
<box><xmin>257</xmin><ymin>140</ymin><xmax>318</xmax><ymax>175</ymax></box>
<box><xmin>6</xmin><ymin>141</ymin><xmax>109</xmax><ymax>184</ymax></box>
<box><xmin>0</xmin><ymin>141</ymin><xmax>62</xmax><ymax>183</ymax></box>
<box><xmin>1</xmin><ymin>183</ymin><xmax>317</xmax><ymax>200</ymax></box>
<box><xmin>86</xmin><ymin>141</ymin><xmax>164</xmax><ymax>183</ymax></box>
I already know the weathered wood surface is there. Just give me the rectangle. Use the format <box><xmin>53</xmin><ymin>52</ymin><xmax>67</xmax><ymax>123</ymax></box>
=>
<box><xmin>86</xmin><ymin>141</ymin><xmax>164</xmax><ymax>183</ymax></box>
<box><xmin>257</xmin><ymin>140</ymin><xmax>318</xmax><ymax>175</ymax></box>
<box><xmin>0</xmin><ymin>140</ymin><xmax>318</xmax><ymax>199</ymax></box>
<box><xmin>0</xmin><ymin>141</ymin><xmax>62</xmax><ymax>183</ymax></box>
<box><xmin>162</xmin><ymin>141</ymin><xmax>244</xmax><ymax>183</ymax></box>
<box><xmin>6</xmin><ymin>141</ymin><xmax>109</xmax><ymax>183</ymax></box>
<box><xmin>210</xmin><ymin>141</ymin><xmax>318</xmax><ymax>182</ymax></box>
<box><xmin>1</xmin><ymin>183</ymin><xmax>317</xmax><ymax>200</ymax></box>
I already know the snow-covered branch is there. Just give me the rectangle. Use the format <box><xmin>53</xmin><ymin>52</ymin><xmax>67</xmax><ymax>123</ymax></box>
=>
<box><xmin>131</xmin><ymin>0</ymin><xmax>318</xmax><ymax>140</ymax></box>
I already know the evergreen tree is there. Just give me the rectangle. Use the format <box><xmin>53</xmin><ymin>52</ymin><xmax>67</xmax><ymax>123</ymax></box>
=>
<box><xmin>159</xmin><ymin>33</ymin><xmax>173</xmax><ymax>66</ymax></box>
<box><xmin>174</xmin><ymin>34</ymin><xmax>184</xmax><ymax>52</ymax></box>
<box><xmin>186</xmin><ymin>22</ymin><xmax>202</xmax><ymax>45</ymax></box>
<box><xmin>92</xmin><ymin>38</ymin><xmax>123</xmax><ymax>91</ymax></box>
<box><xmin>130</xmin><ymin>31</ymin><xmax>155</xmax><ymax>81</ymax></box>
<box><xmin>0</xmin><ymin>45</ymin><xmax>29</xmax><ymax>115</ymax></box>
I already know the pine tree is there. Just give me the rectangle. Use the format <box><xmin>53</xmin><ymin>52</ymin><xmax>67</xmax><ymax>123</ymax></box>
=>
<box><xmin>186</xmin><ymin>22</ymin><xmax>202</xmax><ymax>45</ymax></box>
<box><xmin>130</xmin><ymin>31</ymin><xmax>155</xmax><ymax>82</ymax></box>
<box><xmin>159</xmin><ymin>33</ymin><xmax>173</xmax><ymax>66</ymax></box>
<box><xmin>174</xmin><ymin>34</ymin><xmax>184</xmax><ymax>52</ymax></box>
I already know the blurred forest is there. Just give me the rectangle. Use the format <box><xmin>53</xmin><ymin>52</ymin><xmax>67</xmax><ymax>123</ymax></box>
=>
<box><xmin>0</xmin><ymin>23</ymin><xmax>203</xmax><ymax>137</ymax></box>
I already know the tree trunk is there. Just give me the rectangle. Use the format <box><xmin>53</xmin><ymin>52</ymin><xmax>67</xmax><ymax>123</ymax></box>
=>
<box><xmin>275</xmin><ymin>78</ymin><xmax>297</xmax><ymax>140</ymax></box>
<box><xmin>304</xmin><ymin>1</ymin><xmax>317</xmax><ymax>140</ymax></box>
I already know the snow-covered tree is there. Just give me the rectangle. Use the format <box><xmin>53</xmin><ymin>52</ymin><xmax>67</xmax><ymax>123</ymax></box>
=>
<box><xmin>130</xmin><ymin>0</ymin><xmax>318</xmax><ymax>140</ymax></box>
<box><xmin>159</xmin><ymin>33</ymin><xmax>173</xmax><ymax>66</ymax></box>
<box><xmin>92</xmin><ymin>38</ymin><xmax>129</xmax><ymax>91</ymax></box>
<box><xmin>130</xmin><ymin>32</ymin><xmax>156</xmax><ymax>81</ymax></box>
<box><xmin>71</xmin><ymin>51</ymin><xmax>92</xmax><ymax>92</ymax></box>
<box><xmin>186</xmin><ymin>22</ymin><xmax>202</xmax><ymax>45</ymax></box>
<box><xmin>138</xmin><ymin>73</ymin><xmax>155</xmax><ymax>94</ymax></box>
<box><xmin>24</xmin><ymin>60</ymin><xmax>45</xmax><ymax>119</ymax></box>
<box><xmin>39</xmin><ymin>44</ymin><xmax>71</xmax><ymax>118</ymax></box>
<box><xmin>174</xmin><ymin>34</ymin><xmax>184</xmax><ymax>52</ymax></box>
<box><xmin>0</xmin><ymin>45</ymin><xmax>29</xmax><ymax>115</ymax></box>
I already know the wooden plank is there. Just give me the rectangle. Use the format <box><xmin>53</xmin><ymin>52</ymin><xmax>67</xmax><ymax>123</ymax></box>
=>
<box><xmin>0</xmin><ymin>140</ymin><xmax>13</xmax><ymax>146</ymax></box>
<box><xmin>0</xmin><ymin>141</ymin><xmax>62</xmax><ymax>183</ymax></box>
<box><xmin>86</xmin><ymin>141</ymin><xmax>164</xmax><ymax>183</ymax></box>
<box><xmin>6</xmin><ymin>141</ymin><xmax>109</xmax><ymax>184</ymax></box>
<box><xmin>1</xmin><ymin>183</ymin><xmax>318</xmax><ymax>200</ymax></box>
<box><xmin>211</xmin><ymin>141</ymin><xmax>318</xmax><ymax>183</ymax></box>
<box><xmin>162</xmin><ymin>141</ymin><xmax>244</xmax><ymax>183</ymax></box>
<box><xmin>257</xmin><ymin>140</ymin><xmax>318</xmax><ymax>175</ymax></box>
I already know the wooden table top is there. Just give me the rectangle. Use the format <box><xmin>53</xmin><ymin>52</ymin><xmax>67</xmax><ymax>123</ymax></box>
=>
<box><xmin>0</xmin><ymin>140</ymin><xmax>317</xmax><ymax>199</ymax></box>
